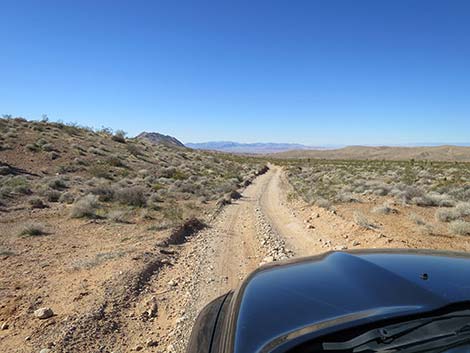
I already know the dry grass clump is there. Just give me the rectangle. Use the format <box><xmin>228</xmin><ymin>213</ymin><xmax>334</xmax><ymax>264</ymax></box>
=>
<box><xmin>70</xmin><ymin>194</ymin><xmax>100</xmax><ymax>218</ymax></box>
<box><xmin>19</xmin><ymin>223</ymin><xmax>46</xmax><ymax>236</ymax></box>
<box><xmin>448</xmin><ymin>220</ymin><xmax>470</xmax><ymax>236</ymax></box>
<box><xmin>353</xmin><ymin>212</ymin><xmax>378</xmax><ymax>230</ymax></box>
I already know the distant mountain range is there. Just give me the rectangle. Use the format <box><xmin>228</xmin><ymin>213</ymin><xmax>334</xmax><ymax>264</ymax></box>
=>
<box><xmin>136</xmin><ymin>132</ymin><xmax>185</xmax><ymax>147</ymax></box>
<box><xmin>185</xmin><ymin>141</ymin><xmax>323</xmax><ymax>154</ymax></box>
<box><xmin>135</xmin><ymin>132</ymin><xmax>470</xmax><ymax>161</ymax></box>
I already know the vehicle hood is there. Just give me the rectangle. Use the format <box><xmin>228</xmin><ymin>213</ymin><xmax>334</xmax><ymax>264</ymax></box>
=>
<box><xmin>230</xmin><ymin>249</ymin><xmax>470</xmax><ymax>353</ymax></box>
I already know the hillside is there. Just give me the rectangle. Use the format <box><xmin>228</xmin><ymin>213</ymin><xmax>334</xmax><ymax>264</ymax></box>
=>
<box><xmin>0</xmin><ymin>117</ymin><xmax>266</xmax><ymax>352</ymax></box>
<box><xmin>136</xmin><ymin>131</ymin><xmax>185</xmax><ymax>147</ymax></box>
<box><xmin>271</xmin><ymin>145</ymin><xmax>470</xmax><ymax>161</ymax></box>
<box><xmin>186</xmin><ymin>141</ymin><xmax>317</xmax><ymax>154</ymax></box>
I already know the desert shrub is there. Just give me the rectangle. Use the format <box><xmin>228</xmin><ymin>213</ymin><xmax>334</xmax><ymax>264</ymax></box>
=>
<box><xmin>409</xmin><ymin>213</ymin><xmax>426</xmax><ymax>225</ymax></box>
<box><xmin>88</xmin><ymin>165</ymin><xmax>112</xmax><ymax>179</ymax></box>
<box><xmin>449</xmin><ymin>220</ymin><xmax>470</xmax><ymax>236</ymax></box>
<box><xmin>111</xmin><ymin>130</ymin><xmax>126</xmax><ymax>143</ymax></box>
<box><xmin>372</xmin><ymin>203</ymin><xmax>396</xmax><ymax>215</ymax></box>
<box><xmin>455</xmin><ymin>202</ymin><xmax>470</xmax><ymax>217</ymax></box>
<box><xmin>107</xmin><ymin>155</ymin><xmax>127</xmax><ymax>168</ymax></box>
<box><xmin>418</xmin><ymin>224</ymin><xmax>436</xmax><ymax>236</ymax></box>
<box><xmin>162</xmin><ymin>200</ymin><xmax>184</xmax><ymax>225</ymax></box>
<box><xmin>148</xmin><ymin>192</ymin><xmax>164</xmax><ymax>204</ymax></box>
<box><xmin>88</xmin><ymin>147</ymin><xmax>106</xmax><ymax>156</ymax></box>
<box><xmin>36</xmin><ymin>138</ymin><xmax>48</xmax><ymax>146</ymax></box>
<box><xmin>29</xmin><ymin>197</ymin><xmax>47</xmax><ymax>209</ymax></box>
<box><xmin>114</xmin><ymin>186</ymin><xmax>147</xmax><ymax>207</ymax></box>
<box><xmin>71</xmin><ymin>143</ymin><xmax>86</xmax><ymax>152</ymax></box>
<box><xmin>89</xmin><ymin>184</ymin><xmax>115</xmax><ymax>201</ymax></box>
<box><xmin>49</xmin><ymin>151</ymin><xmax>60</xmax><ymax>160</ymax></box>
<box><xmin>126</xmin><ymin>143</ymin><xmax>143</xmax><ymax>156</ymax></box>
<box><xmin>0</xmin><ymin>166</ymin><xmax>11</xmax><ymax>175</ymax></box>
<box><xmin>229</xmin><ymin>190</ymin><xmax>242</xmax><ymax>200</ymax></box>
<box><xmin>70</xmin><ymin>194</ymin><xmax>100</xmax><ymax>218</ymax></box>
<box><xmin>48</xmin><ymin>178</ymin><xmax>67</xmax><ymax>190</ymax></box>
<box><xmin>315</xmin><ymin>198</ymin><xmax>332</xmax><ymax>209</ymax></box>
<box><xmin>138</xmin><ymin>169</ymin><xmax>150</xmax><ymax>177</ymax></box>
<box><xmin>46</xmin><ymin>190</ymin><xmax>61</xmax><ymax>202</ymax></box>
<box><xmin>59</xmin><ymin>192</ymin><xmax>75</xmax><ymax>204</ymax></box>
<box><xmin>41</xmin><ymin>143</ymin><xmax>54</xmax><ymax>151</ymax></box>
<box><xmin>4</xmin><ymin>131</ymin><xmax>17</xmax><ymax>138</ymax></box>
<box><xmin>412</xmin><ymin>193</ymin><xmax>455</xmax><ymax>207</ymax></box>
<box><xmin>435</xmin><ymin>208</ymin><xmax>460</xmax><ymax>222</ymax></box>
<box><xmin>14</xmin><ymin>183</ymin><xmax>31</xmax><ymax>195</ymax></box>
<box><xmin>353</xmin><ymin>212</ymin><xmax>378</xmax><ymax>229</ymax></box>
<box><xmin>26</xmin><ymin>143</ymin><xmax>39</xmax><ymax>152</ymax></box>
<box><xmin>19</xmin><ymin>223</ymin><xmax>46</xmax><ymax>237</ymax></box>
<box><xmin>107</xmin><ymin>209</ymin><xmax>130</xmax><ymax>223</ymax></box>
<box><xmin>335</xmin><ymin>192</ymin><xmax>361</xmax><ymax>203</ymax></box>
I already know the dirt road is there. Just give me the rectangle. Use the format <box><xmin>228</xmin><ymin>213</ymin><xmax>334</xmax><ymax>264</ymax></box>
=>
<box><xmin>151</xmin><ymin>165</ymin><xmax>323</xmax><ymax>352</ymax></box>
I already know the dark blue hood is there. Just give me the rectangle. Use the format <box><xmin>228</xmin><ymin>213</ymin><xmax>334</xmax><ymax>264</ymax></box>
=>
<box><xmin>230</xmin><ymin>250</ymin><xmax>470</xmax><ymax>353</ymax></box>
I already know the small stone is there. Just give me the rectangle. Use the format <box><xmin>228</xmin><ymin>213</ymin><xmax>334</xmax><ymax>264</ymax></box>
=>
<box><xmin>306</xmin><ymin>224</ymin><xmax>315</xmax><ymax>229</ymax></box>
<box><xmin>168</xmin><ymin>280</ymin><xmax>177</xmax><ymax>287</ymax></box>
<box><xmin>262</xmin><ymin>256</ymin><xmax>274</xmax><ymax>263</ymax></box>
<box><xmin>334</xmin><ymin>245</ymin><xmax>348</xmax><ymax>251</ymax></box>
<box><xmin>134</xmin><ymin>345</ymin><xmax>143</xmax><ymax>351</ymax></box>
<box><xmin>146</xmin><ymin>338</ymin><xmax>158</xmax><ymax>347</ymax></box>
<box><xmin>34</xmin><ymin>307</ymin><xmax>54</xmax><ymax>319</ymax></box>
<box><xmin>352</xmin><ymin>240</ymin><xmax>360</xmax><ymax>246</ymax></box>
<box><xmin>1</xmin><ymin>322</ymin><xmax>9</xmax><ymax>330</ymax></box>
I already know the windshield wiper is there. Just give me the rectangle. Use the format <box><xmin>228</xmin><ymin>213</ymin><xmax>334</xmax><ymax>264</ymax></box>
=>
<box><xmin>323</xmin><ymin>309</ymin><xmax>470</xmax><ymax>352</ymax></box>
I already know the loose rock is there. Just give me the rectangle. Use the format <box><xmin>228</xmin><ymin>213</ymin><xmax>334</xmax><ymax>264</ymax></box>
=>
<box><xmin>34</xmin><ymin>307</ymin><xmax>54</xmax><ymax>319</ymax></box>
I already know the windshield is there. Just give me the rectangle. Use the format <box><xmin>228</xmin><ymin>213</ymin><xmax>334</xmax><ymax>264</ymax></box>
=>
<box><xmin>319</xmin><ymin>310</ymin><xmax>470</xmax><ymax>353</ymax></box>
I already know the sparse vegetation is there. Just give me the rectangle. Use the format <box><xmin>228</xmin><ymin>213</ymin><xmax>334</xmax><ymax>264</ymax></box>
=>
<box><xmin>71</xmin><ymin>194</ymin><xmax>100</xmax><ymax>218</ymax></box>
<box><xmin>19</xmin><ymin>223</ymin><xmax>46</xmax><ymax>236</ymax></box>
<box><xmin>449</xmin><ymin>220</ymin><xmax>470</xmax><ymax>236</ymax></box>
<box><xmin>372</xmin><ymin>203</ymin><xmax>396</xmax><ymax>215</ymax></box>
<box><xmin>114</xmin><ymin>186</ymin><xmax>147</xmax><ymax>207</ymax></box>
<box><xmin>353</xmin><ymin>212</ymin><xmax>378</xmax><ymax>230</ymax></box>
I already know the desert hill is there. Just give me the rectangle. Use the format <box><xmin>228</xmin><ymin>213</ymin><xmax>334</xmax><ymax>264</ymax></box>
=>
<box><xmin>271</xmin><ymin>145</ymin><xmax>470</xmax><ymax>162</ymax></box>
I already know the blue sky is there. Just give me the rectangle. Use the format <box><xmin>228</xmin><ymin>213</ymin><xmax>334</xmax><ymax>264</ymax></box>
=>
<box><xmin>1</xmin><ymin>0</ymin><xmax>469</xmax><ymax>145</ymax></box>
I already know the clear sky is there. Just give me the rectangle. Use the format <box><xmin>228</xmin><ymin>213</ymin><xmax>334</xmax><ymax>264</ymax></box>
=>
<box><xmin>1</xmin><ymin>0</ymin><xmax>469</xmax><ymax>145</ymax></box>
